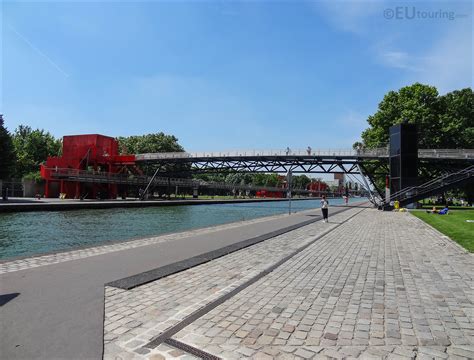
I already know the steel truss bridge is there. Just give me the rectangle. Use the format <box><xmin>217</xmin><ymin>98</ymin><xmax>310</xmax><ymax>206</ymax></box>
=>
<box><xmin>135</xmin><ymin>148</ymin><xmax>474</xmax><ymax>174</ymax></box>
<box><xmin>45</xmin><ymin>148</ymin><xmax>473</xmax><ymax>202</ymax></box>
<box><xmin>134</xmin><ymin>148</ymin><xmax>473</xmax><ymax>201</ymax></box>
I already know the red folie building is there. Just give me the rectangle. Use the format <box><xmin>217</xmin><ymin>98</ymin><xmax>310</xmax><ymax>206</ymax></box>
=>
<box><xmin>40</xmin><ymin>134</ymin><xmax>136</xmax><ymax>199</ymax></box>
<box><xmin>307</xmin><ymin>180</ymin><xmax>328</xmax><ymax>196</ymax></box>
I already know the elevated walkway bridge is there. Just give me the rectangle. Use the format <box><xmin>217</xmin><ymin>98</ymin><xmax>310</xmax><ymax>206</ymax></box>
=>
<box><xmin>44</xmin><ymin>148</ymin><xmax>473</xmax><ymax>203</ymax></box>
<box><xmin>134</xmin><ymin>148</ymin><xmax>474</xmax><ymax>174</ymax></box>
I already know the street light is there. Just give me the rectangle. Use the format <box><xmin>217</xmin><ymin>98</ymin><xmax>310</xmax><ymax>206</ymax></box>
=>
<box><xmin>287</xmin><ymin>170</ymin><xmax>292</xmax><ymax>215</ymax></box>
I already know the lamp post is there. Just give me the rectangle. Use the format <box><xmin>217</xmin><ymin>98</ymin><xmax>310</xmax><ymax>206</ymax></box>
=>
<box><xmin>287</xmin><ymin>170</ymin><xmax>292</xmax><ymax>215</ymax></box>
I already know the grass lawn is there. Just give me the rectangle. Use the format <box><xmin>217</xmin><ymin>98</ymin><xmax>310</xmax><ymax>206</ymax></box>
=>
<box><xmin>411</xmin><ymin>210</ymin><xmax>474</xmax><ymax>252</ymax></box>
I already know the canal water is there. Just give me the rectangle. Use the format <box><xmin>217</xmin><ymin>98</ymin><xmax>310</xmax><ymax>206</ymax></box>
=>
<box><xmin>0</xmin><ymin>198</ymin><xmax>353</xmax><ymax>260</ymax></box>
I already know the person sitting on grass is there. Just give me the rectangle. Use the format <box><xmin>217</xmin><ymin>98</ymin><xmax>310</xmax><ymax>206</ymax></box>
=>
<box><xmin>438</xmin><ymin>206</ymin><xmax>449</xmax><ymax>215</ymax></box>
<box><xmin>426</xmin><ymin>206</ymin><xmax>438</xmax><ymax>214</ymax></box>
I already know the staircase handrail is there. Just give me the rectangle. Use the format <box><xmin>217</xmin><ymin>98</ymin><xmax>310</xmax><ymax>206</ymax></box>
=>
<box><xmin>387</xmin><ymin>165</ymin><xmax>474</xmax><ymax>202</ymax></box>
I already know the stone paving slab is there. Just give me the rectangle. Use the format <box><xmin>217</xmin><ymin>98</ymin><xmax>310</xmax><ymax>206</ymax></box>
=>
<box><xmin>103</xmin><ymin>208</ymin><xmax>362</xmax><ymax>359</ymax></box>
<box><xmin>142</xmin><ymin>210</ymin><xmax>473</xmax><ymax>359</ymax></box>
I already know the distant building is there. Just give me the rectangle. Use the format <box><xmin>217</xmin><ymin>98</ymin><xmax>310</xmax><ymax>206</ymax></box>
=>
<box><xmin>334</xmin><ymin>173</ymin><xmax>345</xmax><ymax>187</ymax></box>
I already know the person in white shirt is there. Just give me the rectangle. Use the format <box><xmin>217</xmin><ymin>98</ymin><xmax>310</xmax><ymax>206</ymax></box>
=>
<box><xmin>321</xmin><ymin>195</ymin><xmax>329</xmax><ymax>222</ymax></box>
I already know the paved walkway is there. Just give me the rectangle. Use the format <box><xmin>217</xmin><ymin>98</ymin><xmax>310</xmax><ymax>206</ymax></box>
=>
<box><xmin>103</xmin><ymin>208</ymin><xmax>362</xmax><ymax>358</ymax></box>
<box><xmin>104</xmin><ymin>209</ymin><xmax>473</xmax><ymax>359</ymax></box>
<box><xmin>1</xmin><ymin>206</ymin><xmax>342</xmax><ymax>359</ymax></box>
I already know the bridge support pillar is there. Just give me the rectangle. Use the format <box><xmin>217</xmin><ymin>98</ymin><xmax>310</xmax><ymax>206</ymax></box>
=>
<box><xmin>389</xmin><ymin>124</ymin><xmax>418</xmax><ymax>207</ymax></box>
<box><xmin>389</xmin><ymin>124</ymin><xmax>418</xmax><ymax>200</ymax></box>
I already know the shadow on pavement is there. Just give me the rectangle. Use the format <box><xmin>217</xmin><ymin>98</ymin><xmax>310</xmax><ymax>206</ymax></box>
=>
<box><xmin>0</xmin><ymin>292</ymin><xmax>20</xmax><ymax>306</ymax></box>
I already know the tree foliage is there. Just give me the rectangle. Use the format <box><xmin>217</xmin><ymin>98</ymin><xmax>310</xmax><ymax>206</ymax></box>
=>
<box><xmin>0</xmin><ymin>115</ymin><xmax>15</xmax><ymax>180</ymax></box>
<box><xmin>358</xmin><ymin>83</ymin><xmax>473</xmax><ymax>149</ymax></box>
<box><xmin>292</xmin><ymin>174</ymin><xmax>312</xmax><ymax>190</ymax></box>
<box><xmin>117</xmin><ymin>133</ymin><xmax>184</xmax><ymax>154</ymax></box>
<box><xmin>250</xmin><ymin>173</ymin><xmax>283</xmax><ymax>187</ymax></box>
<box><xmin>437</xmin><ymin>88</ymin><xmax>474</xmax><ymax>149</ymax></box>
<box><xmin>117</xmin><ymin>132</ymin><xmax>187</xmax><ymax>177</ymax></box>
<box><xmin>195</xmin><ymin>172</ymin><xmax>316</xmax><ymax>190</ymax></box>
<box><xmin>356</xmin><ymin>83</ymin><xmax>474</xmax><ymax>200</ymax></box>
<box><xmin>11</xmin><ymin>125</ymin><xmax>62</xmax><ymax>179</ymax></box>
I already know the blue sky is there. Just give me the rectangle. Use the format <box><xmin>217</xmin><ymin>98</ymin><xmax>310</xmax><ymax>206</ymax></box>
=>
<box><xmin>1</xmin><ymin>0</ymin><xmax>472</xmax><ymax>151</ymax></box>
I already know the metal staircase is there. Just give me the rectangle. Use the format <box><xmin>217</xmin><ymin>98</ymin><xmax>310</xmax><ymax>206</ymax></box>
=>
<box><xmin>384</xmin><ymin>165</ymin><xmax>474</xmax><ymax>208</ymax></box>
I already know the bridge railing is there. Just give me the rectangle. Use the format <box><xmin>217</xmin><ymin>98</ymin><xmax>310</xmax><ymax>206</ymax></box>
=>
<box><xmin>418</xmin><ymin>149</ymin><xmax>474</xmax><ymax>159</ymax></box>
<box><xmin>387</xmin><ymin>165</ymin><xmax>474</xmax><ymax>205</ymax></box>
<box><xmin>135</xmin><ymin>148</ymin><xmax>389</xmax><ymax>160</ymax></box>
<box><xmin>135</xmin><ymin>148</ymin><xmax>474</xmax><ymax>161</ymax></box>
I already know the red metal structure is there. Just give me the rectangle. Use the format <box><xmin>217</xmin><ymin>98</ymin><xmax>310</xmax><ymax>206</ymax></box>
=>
<box><xmin>307</xmin><ymin>180</ymin><xmax>328</xmax><ymax>197</ymax></box>
<box><xmin>255</xmin><ymin>190</ymin><xmax>284</xmax><ymax>198</ymax></box>
<box><xmin>40</xmin><ymin>134</ymin><xmax>136</xmax><ymax>199</ymax></box>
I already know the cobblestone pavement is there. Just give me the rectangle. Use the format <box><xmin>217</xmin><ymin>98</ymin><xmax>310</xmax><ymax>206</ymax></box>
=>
<box><xmin>161</xmin><ymin>210</ymin><xmax>473</xmax><ymax>359</ymax></box>
<box><xmin>0</xmin><ymin>210</ymin><xmax>298</xmax><ymax>274</ymax></box>
<box><xmin>103</xmin><ymin>208</ymin><xmax>361</xmax><ymax>359</ymax></box>
<box><xmin>105</xmin><ymin>209</ymin><xmax>474</xmax><ymax>360</ymax></box>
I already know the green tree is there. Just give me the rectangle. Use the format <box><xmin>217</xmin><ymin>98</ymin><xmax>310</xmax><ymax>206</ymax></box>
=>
<box><xmin>118</xmin><ymin>132</ymin><xmax>187</xmax><ymax>176</ymax></box>
<box><xmin>225</xmin><ymin>173</ymin><xmax>245</xmax><ymax>185</ymax></box>
<box><xmin>437</xmin><ymin>88</ymin><xmax>474</xmax><ymax>149</ymax></box>
<box><xmin>358</xmin><ymin>83</ymin><xmax>473</xmax><ymax>149</ymax></box>
<box><xmin>0</xmin><ymin>115</ymin><xmax>15</xmax><ymax>180</ymax></box>
<box><xmin>117</xmin><ymin>132</ymin><xmax>184</xmax><ymax>154</ymax></box>
<box><xmin>264</xmin><ymin>173</ymin><xmax>282</xmax><ymax>187</ymax></box>
<box><xmin>292</xmin><ymin>174</ymin><xmax>312</xmax><ymax>190</ymax></box>
<box><xmin>355</xmin><ymin>83</ymin><xmax>474</xmax><ymax>197</ymax></box>
<box><xmin>12</xmin><ymin>125</ymin><xmax>62</xmax><ymax>179</ymax></box>
<box><xmin>251</xmin><ymin>173</ymin><xmax>268</xmax><ymax>187</ymax></box>
<box><xmin>352</xmin><ymin>141</ymin><xmax>364</xmax><ymax>150</ymax></box>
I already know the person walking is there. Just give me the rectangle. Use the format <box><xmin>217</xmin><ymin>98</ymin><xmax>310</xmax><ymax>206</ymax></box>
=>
<box><xmin>321</xmin><ymin>195</ymin><xmax>329</xmax><ymax>222</ymax></box>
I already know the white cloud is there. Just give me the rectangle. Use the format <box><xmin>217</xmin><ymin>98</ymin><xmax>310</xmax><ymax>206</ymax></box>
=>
<box><xmin>375</xmin><ymin>22</ymin><xmax>472</xmax><ymax>93</ymax></box>
<box><xmin>378</xmin><ymin>51</ymin><xmax>422</xmax><ymax>71</ymax></box>
<box><xmin>312</xmin><ymin>0</ymin><xmax>472</xmax><ymax>93</ymax></box>
<box><xmin>336</xmin><ymin>110</ymin><xmax>366</xmax><ymax>128</ymax></box>
<box><xmin>310</xmin><ymin>0</ymin><xmax>387</xmax><ymax>34</ymax></box>
<box><xmin>416</xmin><ymin>24</ymin><xmax>473</xmax><ymax>93</ymax></box>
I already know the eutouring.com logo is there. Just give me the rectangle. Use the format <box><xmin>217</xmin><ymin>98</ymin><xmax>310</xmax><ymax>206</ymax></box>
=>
<box><xmin>383</xmin><ymin>7</ymin><xmax>467</xmax><ymax>21</ymax></box>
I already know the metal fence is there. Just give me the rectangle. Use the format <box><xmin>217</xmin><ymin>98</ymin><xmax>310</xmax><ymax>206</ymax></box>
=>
<box><xmin>1</xmin><ymin>180</ymin><xmax>24</xmax><ymax>197</ymax></box>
